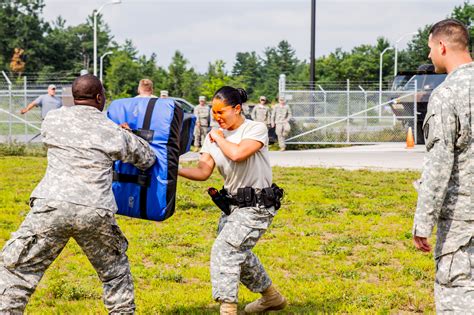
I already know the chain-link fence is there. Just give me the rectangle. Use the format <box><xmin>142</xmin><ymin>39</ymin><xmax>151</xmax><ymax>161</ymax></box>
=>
<box><xmin>0</xmin><ymin>73</ymin><xmax>70</xmax><ymax>143</ymax></box>
<box><xmin>279</xmin><ymin>75</ymin><xmax>418</xmax><ymax>144</ymax></box>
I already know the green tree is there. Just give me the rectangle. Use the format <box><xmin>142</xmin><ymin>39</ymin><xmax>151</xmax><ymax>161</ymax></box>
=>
<box><xmin>138</xmin><ymin>53</ymin><xmax>169</xmax><ymax>93</ymax></box>
<box><xmin>451</xmin><ymin>1</ymin><xmax>473</xmax><ymax>54</ymax></box>
<box><xmin>106</xmin><ymin>50</ymin><xmax>141</xmax><ymax>98</ymax></box>
<box><xmin>0</xmin><ymin>0</ymin><xmax>49</xmax><ymax>73</ymax></box>
<box><xmin>232</xmin><ymin>51</ymin><xmax>261</xmax><ymax>98</ymax></box>
<box><xmin>276</xmin><ymin>40</ymin><xmax>298</xmax><ymax>76</ymax></box>
<box><xmin>168</xmin><ymin>51</ymin><xmax>189</xmax><ymax>97</ymax></box>
<box><xmin>256</xmin><ymin>40</ymin><xmax>300</xmax><ymax>100</ymax></box>
<box><xmin>201</xmin><ymin>60</ymin><xmax>231</xmax><ymax>99</ymax></box>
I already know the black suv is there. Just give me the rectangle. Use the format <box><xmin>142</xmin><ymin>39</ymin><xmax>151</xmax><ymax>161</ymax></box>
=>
<box><xmin>389</xmin><ymin>64</ymin><xmax>447</xmax><ymax>144</ymax></box>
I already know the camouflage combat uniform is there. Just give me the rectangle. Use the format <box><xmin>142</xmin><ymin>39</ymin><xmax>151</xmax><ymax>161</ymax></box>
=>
<box><xmin>412</xmin><ymin>62</ymin><xmax>474</xmax><ymax>313</ymax></box>
<box><xmin>241</xmin><ymin>104</ymin><xmax>251</xmax><ymax>119</ymax></box>
<box><xmin>271</xmin><ymin>104</ymin><xmax>292</xmax><ymax>150</ymax></box>
<box><xmin>0</xmin><ymin>105</ymin><xmax>156</xmax><ymax>314</ymax></box>
<box><xmin>251</xmin><ymin>104</ymin><xmax>271</xmax><ymax>126</ymax></box>
<box><xmin>209</xmin><ymin>113</ymin><xmax>220</xmax><ymax>130</ymax></box>
<box><xmin>193</xmin><ymin>104</ymin><xmax>210</xmax><ymax>147</ymax></box>
<box><xmin>212</xmin><ymin>205</ymin><xmax>275</xmax><ymax>303</ymax></box>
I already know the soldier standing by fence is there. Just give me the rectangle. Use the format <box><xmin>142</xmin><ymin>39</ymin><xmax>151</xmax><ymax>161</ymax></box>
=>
<box><xmin>271</xmin><ymin>96</ymin><xmax>292</xmax><ymax>151</ymax></box>
<box><xmin>194</xmin><ymin>95</ymin><xmax>210</xmax><ymax>148</ymax></box>
<box><xmin>251</xmin><ymin>96</ymin><xmax>271</xmax><ymax>127</ymax></box>
<box><xmin>412</xmin><ymin>19</ymin><xmax>473</xmax><ymax>313</ymax></box>
<box><xmin>0</xmin><ymin>75</ymin><xmax>156</xmax><ymax>314</ymax></box>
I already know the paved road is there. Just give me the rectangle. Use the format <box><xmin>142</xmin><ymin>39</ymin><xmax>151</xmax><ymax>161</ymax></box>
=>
<box><xmin>180</xmin><ymin>143</ymin><xmax>425</xmax><ymax>171</ymax></box>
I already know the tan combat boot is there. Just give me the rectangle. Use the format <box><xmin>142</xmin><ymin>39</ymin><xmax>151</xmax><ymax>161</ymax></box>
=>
<box><xmin>220</xmin><ymin>302</ymin><xmax>238</xmax><ymax>315</ymax></box>
<box><xmin>244</xmin><ymin>285</ymin><xmax>287</xmax><ymax>313</ymax></box>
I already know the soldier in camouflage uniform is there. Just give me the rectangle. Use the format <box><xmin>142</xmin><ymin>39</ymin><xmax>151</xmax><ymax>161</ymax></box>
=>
<box><xmin>412</xmin><ymin>19</ymin><xmax>473</xmax><ymax>313</ymax></box>
<box><xmin>251</xmin><ymin>96</ymin><xmax>271</xmax><ymax>127</ymax></box>
<box><xmin>179</xmin><ymin>86</ymin><xmax>286</xmax><ymax>315</ymax></box>
<box><xmin>193</xmin><ymin>96</ymin><xmax>210</xmax><ymax>148</ymax></box>
<box><xmin>241</xmin><ymin>103</ymin><xmax>251</xmax><ymax>119</ymax></box>
<box><xmin>209</xmin><ymin>112</ymin><xmax>220</xmax><ymax>130</ymax></box>
<box><xmin>0</xmin><ymin>75</ymin><xmax>156</xmax><ymax>314</ymax></box>
<box><xmin>271</xmin><ymin>96</ymin><xmax>292</xmax><ymax>151</ymax></box>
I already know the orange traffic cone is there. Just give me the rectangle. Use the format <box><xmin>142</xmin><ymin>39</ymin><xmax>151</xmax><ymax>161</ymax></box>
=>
<box><xmin>406</xmin><ymin>127</ymin><xmax>415</xmax><ymax>149</ymax></box>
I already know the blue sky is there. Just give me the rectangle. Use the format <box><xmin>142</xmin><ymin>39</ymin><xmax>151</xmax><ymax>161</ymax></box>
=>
<box><xmin>43</xmin><ymin>0</ymin><xmax>467</xmax><ymax>72</ymax></box>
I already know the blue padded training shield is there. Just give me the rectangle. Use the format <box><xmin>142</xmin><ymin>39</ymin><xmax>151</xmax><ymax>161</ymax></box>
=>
<box><xmin>107</xmin><ymin>97</ymin><xmax>196</xmax><ymax>221</ymax></box>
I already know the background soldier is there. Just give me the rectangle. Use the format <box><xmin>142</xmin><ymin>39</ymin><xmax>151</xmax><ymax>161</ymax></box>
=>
<box><xmin>271</xmin><ymin>96</ymin><xmax>292</xmax><ymax>151</ymax></box>
<box><xmin>136</xmin><ymin>78</ymin><xmax>157</xmax><ymax>98</ymax></box>
<box><xmin>251</xmin><ymin>96</ymin><xmax>271</xmax><ymax>127</ymax></box>
<box><xmin>193</xmin><ymin>95</ymin><xmax>210</xmax><ymax>148</ymax></box>
<box><xmin>160</xmin><ymin>90</ymin><xmax>169</xmax><ymax>98</ymax></box>
<box><xmin>0</xmin><ymin>75</ymin><xmax>156</xmax><ymax>314</ymax></box>
<box><xmin>241</xmin><ymin>103</ymin><xmax>251</xmax><ymax>119</ymax></box>
<box><xmin>412</xmin><ymin>19</ymin><xmax>473</xmax><ymax>313</ymax></box>
<box><xmin>209</xmin><ymin>112</ymin><xmax>220</xmax><ymax>129</ymax></box>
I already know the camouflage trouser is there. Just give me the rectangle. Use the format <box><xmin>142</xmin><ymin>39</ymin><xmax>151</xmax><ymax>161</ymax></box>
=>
<box><xmin>0</xmin><ymin>199</ymin><xmax>135</xmax><ymax>314</ymax></box>
<box><xmin>211</xmin><ymin>206</ymin><xmax>276</xmax><ymax>303</ymax></box>
<box><xmin>194</xmin><ymin>125</ymin><xmax>208</xmax><ymax>147</ymax></box>
<box><xmin>275</xmin><ymin>123</ymin><xmax>290</xmax><ymax>150</ymax></box>
<box><xmin>434</xmin><ymin>237</ymin><xmax>474</xmax><ymax>313</ymax></box>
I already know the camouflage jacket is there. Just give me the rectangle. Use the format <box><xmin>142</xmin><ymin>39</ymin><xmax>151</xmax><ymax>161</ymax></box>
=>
<box><xmin>413</xmin><ymin>62</ymin><xmax>473</xmax><ymax>238</ymax></box>
<box><xmin>193</xmin><ymin>104</ymin><xmax>210</xmax><ymax>126</ymax></box>
<box><xmin>271</xmin><ymin>104</ymin><xmax>292</xmax><ymax>124</ymax></box>
<box><xmin>251</xmin><ymin>104</ymin><xmax>271</xmax><ymax>125</ymax></box>
<box><xmin>31</xmin><ymin>105</ymin><xmax>156</xmax><ymax>211</ymax></box>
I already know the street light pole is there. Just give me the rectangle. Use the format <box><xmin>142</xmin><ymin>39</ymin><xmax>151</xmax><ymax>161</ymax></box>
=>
<box><xmin>93</xmin><ymin>0</ymin><xmax>121</xmax><ymax>76</ymax></box>
<box><xmin>379</xmin><ymin>46</ymin><xmax>394</xmax><ymax>106</ymax></box>
<box><xmin>394</xmin><ymin>32</ymin><xmax>417</xmax><ymax>76</ymax></box>
<box><xmin>100</xmin><ymin>51</ymin><xmax>113</xmax><ymax>82</ymax></box>
<box><xmin>310</xmin><ymin>0</ymin><xmax>316</xmax><ymax>86</ymax></box>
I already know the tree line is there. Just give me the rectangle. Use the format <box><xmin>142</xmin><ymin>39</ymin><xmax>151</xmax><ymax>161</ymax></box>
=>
<box><xmin>0</xmin><ymin>0</ymin><xmax>472</xmax><ymax>102</ymax></box>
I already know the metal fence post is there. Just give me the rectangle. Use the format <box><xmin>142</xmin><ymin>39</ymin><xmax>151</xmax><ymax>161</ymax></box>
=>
<box><xmin>278</xmin><ymin>74</ymin><xmax>286</xmax><ymax>97</ymax></box>
<box><xmin>24</xmin><ymin>76</ymin><xmax>27</xmax><ymax>140</ymax></box>
<box><xmin>358</xmin><ymin>85</ymin><xmax>367</xmax><ymax>128</ymax></box>
<box><xmin>317</xmin><ymin>84</ymin><xmax>327</xmax><ymax>119</ymax></box>
<box><xmin>2</xmin><ymin>71</ymin><xmax>13</xmax><ymax>143</ymax></box>
<box><xmin>414</xmin><ymin>80</ymin><xmax>418</xmax><ymax>145</ymax></box>
<box><xmin>346</xmin><ymin>79</ymin><xmax>350</xmax><ymax>142</ymax></box>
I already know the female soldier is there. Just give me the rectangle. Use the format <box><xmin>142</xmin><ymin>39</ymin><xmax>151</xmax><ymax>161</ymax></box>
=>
<box><xmin>178</xmin><ymin>86</ymin><xmax>286</xmax><ymax>314</ymax></box>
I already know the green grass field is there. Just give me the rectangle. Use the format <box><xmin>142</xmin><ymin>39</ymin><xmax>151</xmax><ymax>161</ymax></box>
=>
<box><xmin>0</xmin><ymin>157</ymin><xmax>436</xmax><ymax>314</ymax></box>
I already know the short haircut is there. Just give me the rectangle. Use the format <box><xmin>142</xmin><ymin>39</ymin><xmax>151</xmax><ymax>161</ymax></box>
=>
<box><xmin>72</xmin><ymin>74</ymin><xmax>102</xmax><ymax>100</ymax></box>
<box><xmin>139</xmin><ymin>79</ymin><xmax>153</xmax><ymax>92</ymax></box>
<box><xmin>430</xmin><ymin>19</ymin><xmax>470</xmax><ymax>50</ymax></box>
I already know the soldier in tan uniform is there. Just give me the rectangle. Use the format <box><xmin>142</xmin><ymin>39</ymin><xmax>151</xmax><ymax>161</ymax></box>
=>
<box><xmin>193</xmin><ymin>95</ymin><xmax>211</xmax><ymax>148</ymax></box>
<box><xmin>251</xmin><ymin>96</ymin><xmax>271</xmax><ymax>127</ymax></box>
<box><xmin>0</xmin><ymin>75</ymin><xmax>156</xmax><ymax>314</ymax></box>
<box><xmin>271</xmin><ymin>96</ymin><xmax>292</xmax><ymax>151</ymax></box>
<box><xmin>412</xmin><ymin>19</ymin><xmax>473</xmax><ymax>312</ymax></box>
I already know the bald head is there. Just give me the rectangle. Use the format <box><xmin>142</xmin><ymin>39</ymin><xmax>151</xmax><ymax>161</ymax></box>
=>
<box><xmin>72</xmin><ymin>74</ymin><xmax>106</xmax><ymax>111</ymax></box>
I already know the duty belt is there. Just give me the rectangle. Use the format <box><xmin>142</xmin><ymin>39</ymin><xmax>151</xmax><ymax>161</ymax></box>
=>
<box><xmin>208</xmin><ymin>184</ymin><xmax>284</xmax><ymax>215</ymax></box>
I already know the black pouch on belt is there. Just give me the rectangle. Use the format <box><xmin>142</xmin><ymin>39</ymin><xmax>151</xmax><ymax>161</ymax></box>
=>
<box><xmin>260</xmin><ymin>183</ymin><xmax>284</xmax><ymax>210</ymax></box>
<box><xmin>236</xmin><ymin>187</ymin><xmax>256</xmax><ymax>208</ymax></box>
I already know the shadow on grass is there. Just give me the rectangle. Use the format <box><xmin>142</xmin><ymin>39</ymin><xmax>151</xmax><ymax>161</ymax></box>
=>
<box><xmin>163</xmin><ymin>300</ymin><xmax>354</xmax><ymax>314</ymax></box>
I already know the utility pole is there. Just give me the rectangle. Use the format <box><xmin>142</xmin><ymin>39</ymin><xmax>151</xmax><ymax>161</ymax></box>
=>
<box><xmin>310</xmin><ymin>0</ymin><xmax>316</xmax><ymax>87</ymax></box>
